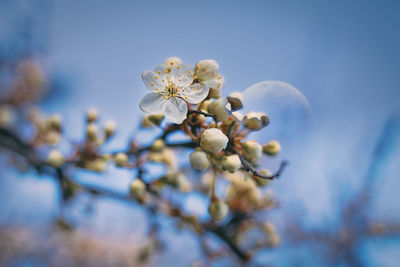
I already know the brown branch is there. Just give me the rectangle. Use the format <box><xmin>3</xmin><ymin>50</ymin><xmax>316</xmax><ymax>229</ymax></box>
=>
<box><xmin>238</xmin><ymin>153</ymin><xmax>288</xmax><ymax>180</ymax></box>
<box><xmin>187</xmin><ymin>110</ymin><xmax>216</xmax><ymax>119</ymax></box>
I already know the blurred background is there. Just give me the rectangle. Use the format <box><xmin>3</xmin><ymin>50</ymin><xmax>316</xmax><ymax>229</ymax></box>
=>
<box><xmin>0</xmin><ymin>0</ymin><xmax>399</xmax><ymax>266</ymax></box>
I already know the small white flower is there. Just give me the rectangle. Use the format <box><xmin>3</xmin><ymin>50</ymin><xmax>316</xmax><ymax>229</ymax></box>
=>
<box><xmin>195</xmin><ymin>59</ymin><xmax>225</xmax><ymax>99</ymax></box>
<box><xmin>190</xmin><ymin>150</ymin><xmax>210</xmax><ymax>170</ymax></box>
<box><xmin>200</xmin><ymin>128</ymin><xmax>229</xmax><ymax>153</ymax></box>
<box><xmin>243</xmin><ymin>111</ymin><xmax>269</xmax><ymax>130</ymax></box>
<box><xmin>139</xmin><ymin>62</ymin><xmax>209</xmax><ymax>124</ymax></box>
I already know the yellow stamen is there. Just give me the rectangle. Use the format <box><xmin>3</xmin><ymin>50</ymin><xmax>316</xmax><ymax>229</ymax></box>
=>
<box><xmin>151</xmin><ymin>82</ymin><xmax>154</xmax><ymax>86</ymax></box>
<box><xmin>155</xmin><ymin>75</ymin><xmax>158</xmax><ymax>80</ymax></box>
<box><xmin>158</xmin><ymin>70</ymin><xmax>161</xmax><ymax>74</ymax></box>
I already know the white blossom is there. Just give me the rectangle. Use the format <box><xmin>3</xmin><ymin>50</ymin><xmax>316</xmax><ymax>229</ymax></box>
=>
<box><xmin>139</xmin><ymin>62</ymin><xmax>209</xmax><ymax>124</ymax></box>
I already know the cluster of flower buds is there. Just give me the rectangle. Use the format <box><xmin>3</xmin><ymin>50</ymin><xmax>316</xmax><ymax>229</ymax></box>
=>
<box><xmin>138</xmin><ymin>57</ymin><xmax>283</xmax><ymax>222</ymax></box>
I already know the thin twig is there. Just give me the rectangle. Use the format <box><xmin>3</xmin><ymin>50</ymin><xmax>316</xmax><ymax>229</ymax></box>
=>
<box><xmin>238</xmin><ymin>153</ymin><xmax>288</xmax><ymax>180</ymax></box>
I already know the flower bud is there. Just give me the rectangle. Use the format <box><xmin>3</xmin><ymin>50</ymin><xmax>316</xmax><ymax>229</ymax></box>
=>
<box><xmin>263</xmin><ymin>140</ymin><xmax>281</xmax><ymax>156</ymax></box>
<box><xmin>151</xmin><ymin>139</ymin><xmax>165</xmax><ymax>152</ymax></box>
<box><xmin>165</xmin><ymin>57</ymin><xmax>182</xmax><ymax>67</ymax></box>
<box><xmin>104</xmin><ymin>120</ymin><xmax>116</xmax><ymax>138</ymax></box>
<box><xmin>130</xmin><ymin>179</ymin><xmax>145</xmax><ymax>198</ymax></box>
<box><xmin>232</xmin><ymin>111</ymin><xmax>244</xmax><ymax>122</ymax></box>
<box><xmin>242</xmin><ymin>140</ymin><xmax>262</xmax><ymax>164</ymax></box>
<box><xmin>207</xmin><ymin>98</ymin><xmax>230</xmax><ymax>122</ymax></box>
<box><xmin>200</xmin><ymin>128</ymin><xmax>229</xmax><ymax>153</ymax></box>
<box><xmin>114</xmin><ymin>152</ymin><xmax>128</xmax><ymax>167</ymax></box>
<box><xmin>227</xmin><ymin>92</ymin><xmax>243</xmax><ymax>111</ymax></box>
<box><xmin>250</xmin><ymin>169</ymin><xmax>272</xmax><ymax>186</ymax></box>
<box><xmin>165</xmin><ymin>172</ymin><xmax>186</xmax><ymax>188</ymax></box>
<box><xmin>190</xmin><ymin>150</ymin><xmax>210</xmax><ymax>170</ymax></box>
<box><xmin>222</xmin><ymin>154</ymin><xmax>241</xmax><ymax>173</ymax></box>
<box><xmin>148</xmin><ymin>114</ymin><xmax>164</xmax><ymax>126</ymax></box>
<box><xmin>195</xmin><ymin>59</ymin><xmax>219</xmax><ymax>82</ymax></box>
<box><xmin>141</xmin><ymin>115</ymin><xmax>154</xmax><ymax>128</ymax></box>
<box><xmin>208</xmin><ymin>198</ymin><xmax>228</xmax><ymax>220</ymax></box>
<box><xmin>199</xmin><ymin>99</ymin><xmax>212</xmax><ymax>113</ymax></box>
<box><xmin>0</xmin><ymin>105</ymin><xmax>15</xmax><ymax>128</ymax></box>
<box><xmin>243</xmin><ymin>112</ymin><xmax>269</xmax><ymax>130</ymax></box>
<box><xmin>47</xmin><ymin>114</ymin><xmax>62</xmax><ymax>131</ymax></box>
<box><xmin>86</xmin><ymin>108</ymin><xmax>98</xmax><ymax>123</ymax></box>
<box><xmin>88</xmin><ymin>158</ymin><xmax>107</xmax><ymax>172</ymax></box>
<box><xmin>86</xmin><ymin>123</ymin><xmax>98</xmax><ymax>141</ymax></box>
<box><xmin>262</xmin><ymin>222</ymin><xmax>280</xmax><ymax>247</ymax></box>
<box><xmin>47</xmin><ymin>150</ymin><xmax>64</xmax><ymax>168</ymax></box>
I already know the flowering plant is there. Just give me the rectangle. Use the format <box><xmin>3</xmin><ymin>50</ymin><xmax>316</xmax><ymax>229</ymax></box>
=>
<box><xmin>0</xmin><ymin>56</ymin><xmax>288</xmax><ymax>265</ymax></box>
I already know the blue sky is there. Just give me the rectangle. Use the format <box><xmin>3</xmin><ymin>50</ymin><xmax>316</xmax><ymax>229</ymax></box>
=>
<box><xmin>1</xmin><ymin>0</ymin><xmax>400</xmax><ymax>265</ymax></box>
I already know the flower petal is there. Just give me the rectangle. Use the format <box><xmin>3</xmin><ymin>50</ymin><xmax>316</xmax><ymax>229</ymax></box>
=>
<box><xmin>170</xmin><ymin>63</ymin><xmax>194</xmax><ymax>87</ymax></box>
<box><xmin>180</xmin><ymin>83</ymin><xmax>209</xmax><ymax>104</ymax></box>
<box><xmin>203</xmin><ymin>74</ymin><xmax>225</xmax><ymax>90</ymax></box>
<box><xmin>139</xmin><ymin>92</ymin><xmax>166</xmax><ymax>113</ymax></box>
<box><xmin>142</xmin><ymin>71</ymin><xmax>165</xmax><ymax>91</ymax></box>
<box><xmin>163</xmin><ymin>97</ymin><xmax>188</xmax><ymax>124</ymax></box>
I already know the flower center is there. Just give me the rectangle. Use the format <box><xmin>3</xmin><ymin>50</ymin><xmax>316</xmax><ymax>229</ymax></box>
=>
<box><xmin>162</xmin><ymin>78</ymin><xmax>180</xmax><ymax>100</ymax></box>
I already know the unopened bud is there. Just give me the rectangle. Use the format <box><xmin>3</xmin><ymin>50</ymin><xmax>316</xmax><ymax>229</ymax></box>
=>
<box><xmin>200</xmin><ymin>128</ymin><xmax>229</xmax><ymax>153</ymax></box>
<box><xmin>242</xmin><ymin>140</ymin><xmax>262</xmax><ymax>164</ymax></box>
<box><xmin>165</xmin><ymin>172</ymin><xmax>186</xmax><ymax>187</ymax></box>
<box><xmin>47</xmin><ymin>150</ymin><xmax>64</xmax><ymax>168</ymax></box>
<box><xmin>148</xmin><ymin>114</ymin><xmax>164</xmax><ymax>126</ymax></box>
<box><xmin>86</xmin><ymin>123</ymin><xmax>98</xmax><ymax>141</ymax></box>
<box><xmin>104</xmin><ymin>120</ymin><xmax>116</xmax><ymax>138</ymax></box>
<box><xmin>86</xmin><ymin>108</ymin><xmax>98</xmax><ymax>123</ymax></box>
<box><xmin>48</xmin><ymin>114</ymin><xmax>62</xmax><ymax>131</ymax></box>
<box><xmin>151</xmin><ymin>139</ymin><xmax>165</xmax><ymax>152</ymax></box>
<box><xmin>263</xmin><ymin>140</ymin><xmax>281</xmax><ymax>156</ymax></box>
<box><xmin>227</xmin><ymin>92</ymin><xmax>243</xmax><ymax>111</ymax></box>
<box><xmin>0</xmin><ymin>105</ymin><xmax>15</xmax><ymax>128</ymax></box>
<box><xmin>222</xmin><ymin>154</ymin><xmax>241</xmax><ymax>173</ymax></box>
<box><xmin>243</xmin><ymin>112</ymin><xmax>269</xmax><ymax>130</ymax></box>
<box><xmin>89</xmin><ymin>158</ymin><xmax>107</xmax><ymax>172</ymax></box>
<box><xmin>190</xmin><ymin>150</ymin><xmax>210</xmax><ymax>170</ymax></box>
<box><xmin>195</xmin><ymin>59</ymin><xmax>219</xmax><ymax>82</ymax></box>
<box><xmin>207</xmin><ymin>98</ymin><xmax>230</xmax><ymax>122</ymax></box>
<box><xmin>208</xmin><ymin>198</ymin><xmax>228</xmax><ymax>220</ymax></box>
<box><xmin>114</xmin><ymin>153</ymin><xmax>128</xmax><ymax>167</ymax></box>
<box><xmin>130</xmin><ymin>179</ymin><xmax>146</xmax><ymax>198</ymax></box>
<box><xmin>251</xmin><ymin>169</ymin><xmax>272</xmax><ymax>186</ymax></box>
